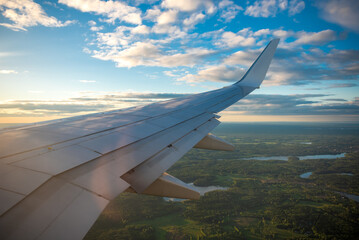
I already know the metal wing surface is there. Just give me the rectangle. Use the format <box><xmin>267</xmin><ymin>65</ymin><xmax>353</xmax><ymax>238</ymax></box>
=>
<box><xmin>0</xmin><ymin>39</ymin><xmax>279</xmax><ymax>240</ymax></box>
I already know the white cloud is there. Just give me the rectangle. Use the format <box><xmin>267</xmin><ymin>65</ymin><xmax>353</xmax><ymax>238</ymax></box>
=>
<box><xmin>93</xmin><ymin>42</ymin><xmax>160</xmax><ymax>67</ymax></box>
<box><xmin>224</xmin><ymin>50</ymin><xmax>260</xmax><ymax>66</ymax></box>
<box><xmin>244</xmin><ymin>0</ymin><xmax>304</xmax><ymax>17</ymax></box>
<box><xmin>278</xmin><ymin>0</ymin><xmax>288</xmax><ymax>10</ymax></box>
<box><xmin>219</xmin><ymin>30</ymin><xmax>256</xmax><ymax>47</ymax></box>
<box><xmin>0</xmin><ymin>69</ymin><xmax>18</xmax><ymax>74</ymax></box>
<box><xmin>161</xmin><ymin>0</ymin><xmax>203</xmax><ymax>11</ymax></box>
<box><xmin>144</xmin><ymin>7</ymin><xmax>162</xmax><ymax>21</ymax></box>
<box><xmin>131</xmin><ymin>25</ymin><xmax>150</xmax><ymax>35</ymax></box>
<box><xmin>317</xmin><ymin>0</ymin><xmax>359</xmax><ymax>33</ymax></box>
<box><xmin>293</xmin><ymin>29</ymin><xmax>338</xmax><ymax>45</ymax></box>
<box><xmin>0</xmin><ymin>0</ymin><xmax>73</xmax><ymax>31</ymax></box>
<box><xmin>253</xmin><ymin>28</ymin><xmax>271</xmax><ymax>36</ymax></box>
<box><xmin>88</xmin><ymin>20</ymin><xmax>96</xmax><ymax>26</ymax></box>
<box><xmin>59</xmin><ymin>0</ymin><xmax>142</xmax><ymax>25</ymax></box>
<box><xmin>288</xmin><ymin>0</ymin><xmax>305</xmax><ymax>16</ymax></box>
<box><xmin>218</xmin><ymin>0</ymin><xmax>243</xmax><ymax>23</ymax></box>
<box><xmin>92</xmin><ymin>41</ymin><xmax>214</xmax><ymax>68</ymax></box>
<box><xmin>183</xmin><ymin>12</ymin><xmax>205</xmax><ymax>26</ymax></box>
<box><xmin>79</xmin><ymin>80</ymin><xmax>96</xmax><ymax>83</ymax></box>
<box><xmin>178</xmin><ymin>65</ymin><xmax>246</xmax><ymax>83</ymax></box>
<box><xmin>90</xmin><ymin>26</ymin><xmax>104</xmax><ymax>31</ymax></box>
<box><xmin>162</xmin><ymin>0</ymin><xmax>216</xmax><ymax>14</ymax></box>
<box><xmin>157</xmin><ymin>9</ymin><xmax>178</xmax><ymax>25</ymax></box>
<box><xmin>151</xmin><ymin>24</ymin><xmax>186</xmax><ymax>38</ymax></box>
<box><xmin>245</xmin><ymin>0</ymin><xmax>278</xmax><ymax>17</ymax></box>
<box><xmin>95</xmin><ymin>27</ymin><xmax>130</xmax><ymax>47</ymax></box>
<box><xmin>272</xmin><ymin>29</ymin><xmax>294</xmax><ymax>39</ymax></box>
<box><xmin>159</xmin><ymin>48</ymin><xmax>215</xmax><ymax>67</ymax></box>
<box><xmin>163</xmin><ymin>70</ymin><xmax>178</xmax><ymax>77</ymax></box>
<box><xmin>88</xmin><ymin>20</ymin><xmax>103</xmax><ymax>31</ymax></box>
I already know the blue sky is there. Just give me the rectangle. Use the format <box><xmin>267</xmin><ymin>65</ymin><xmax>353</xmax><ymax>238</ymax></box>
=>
<box><xmin>0</xmin><ymin>0</ymin><xmax>358</xmax><ymax>123</ymax></box>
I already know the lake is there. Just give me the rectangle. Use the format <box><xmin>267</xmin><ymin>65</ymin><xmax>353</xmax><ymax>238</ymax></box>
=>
<box><xmin>336</xmin><ymin>192</ymin><xmax>359</xmax><ymax>203</ymax></box>
<box><xmin>300</xmin><ymin>172</ymin><xmax>312</xmax><ymax>179</ymax></box>
<box><xmin>242</xmin><ymin>153</ymin><xmax>346</xmax><ymax>161</ymax></box>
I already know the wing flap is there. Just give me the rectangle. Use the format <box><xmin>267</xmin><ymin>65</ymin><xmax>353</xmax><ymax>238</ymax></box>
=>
<box><xmin>122</xmin><ymin>118</ymin><xmax>220</xmax><ymax>193</ymax></box>
<box><xmin>194</xmin><ymin>133</ymin><xmax>234</xmax><ymax>151</ymax></box>
<box><xmin>139</xmin><ymin>172</ymin><xmax>200</xmax><ymax>200</ymax></box>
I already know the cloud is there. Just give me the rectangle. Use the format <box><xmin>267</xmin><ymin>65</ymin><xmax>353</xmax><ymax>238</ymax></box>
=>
<box><xmin>2</xmin><ymin>92</ymin><xmax>358</xmax><ymax>121</ymax></box>
<box><xmin>79</xmin><ymin>80</ymin><xmax>96</xmax><ymax>83</ymax></box>
<box><xmin>178</xmin><ymin>65</ymin><xmax>246</xmax><ymax>83</ymax></box>
<box><xmin>131</xmin><ymin>25</ymin><xmax>150</xmax><ymax>35</ymax></box>
<box><xmin>180</xmin><ymin>41</ymin><xmax>359</xmax><ymax>86</ymax></box>
<box><xmin>144</xmin><ymin>7</ymin><xmax>162</xmax><ymax>21</ymax></box>
<box><xmin>0</xmin><ymin>69</ymin><xmax>18</xmax><ymax>74</ymax></box>
<box><xmin>0</xmin><ymin>92</ymin><xmax>189</xmax><ymax>117</ymax></box>
<box><xmin>93</xmin><ymin>42</ymin><xmax>161</xmax><ymax>67</ymax></box>
<box><xmin>326</xmin><ymin>83</ymin><xmax>357</xmax><ymax>89</ymax></box>
<box><xmin>88</xmin><ymin>20</ymin><xmax>103</xmax><ymax>32</ymax></box>
<box><xmin>224</xmin><ymin>49</ymin><xmax>260</xmax><ymax>66</ymax></box>
<box><xmin>288</xmin><ymin>0</ymin><xmax>305</xmax><ymax>16</ymax></box>
<box><xmin>316</xmin><ymin>0</ymin><xmax>359</xmax><ymax>33</ymax></box>
<box><xmin>219</xmin><ymin>29</ymin><xmax>256</xmax><ymax>47</ymax></box>
<box><xmin>0</xmin><ymin>0</ymin><xmax>73</xmax><ymax>31</ymax></box>
<box><xmin>229</xmin><ymin>94</ymin><xmax>359</xmax><ymax>115</ymax></box>
<box><xmin>59</xmin><ymin>0</ymin><xmax>142</xmax><ymax>25</ymax></box>
<box><xmin>245</xmin><ymin>0</ymin><xmax>279</xmax><ymax>17</ymax></box>
<box><xmin>183</xmin><ymin>12</ymin><xmax>205</xmax><ymax>27</ymax></box>
<box><xmin>157</xmin><ymin>9</ymin><xmax>178</xmax><ymax>25</ymax></box>
<box><xmin>218</xmin><ymin>0</ymin><xmax>243</xmax><ymax>23</ymax></box>
<box><xmin>292</xmin><ymin>29</ymin><xmax>338</xmax><ymax>46</ymax></box>
<box><xmin>93</xmin><ymin>42</ymin><xmax>215</xmax><ymax>68</ymax></box>
<box><xmin>161</xmin><ymin>0</ymin><xmax>216</xmax><ymax>13</ymax></box>
<box><xmin>244</xmin><ymin>0</ymin><xmax>304</xmax><ymax>17</ymax></box>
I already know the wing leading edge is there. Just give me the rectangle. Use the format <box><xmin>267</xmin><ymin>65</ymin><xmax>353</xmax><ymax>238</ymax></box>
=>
<box><xmin>0</xmin><ymin>39</ymin><xmax>279</xmax><ymax>240</ymax></box>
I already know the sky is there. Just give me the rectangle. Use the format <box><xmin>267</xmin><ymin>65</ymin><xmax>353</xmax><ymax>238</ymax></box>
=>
<box><xmin>0</xmin><ymin>0</ymin><xmax>358</xmax><ymax>123</ymax></box>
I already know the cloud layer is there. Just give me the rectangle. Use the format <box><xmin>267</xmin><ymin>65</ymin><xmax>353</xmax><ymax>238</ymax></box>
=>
<box><xmin>0</xmin><ymin>0</ymin><xmax>73</xmax><ymax>31</ymax></box>
<box><xmin>1</xmin><ymin>92</ymin><xmax>357</xmax><ymax>120</ymax></box>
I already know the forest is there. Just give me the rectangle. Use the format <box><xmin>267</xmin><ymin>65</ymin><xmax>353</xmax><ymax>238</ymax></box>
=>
<box><xmin>85</xmin><ymin>123</ymin><xmax>359</xmax><ymax>240</ymax></box>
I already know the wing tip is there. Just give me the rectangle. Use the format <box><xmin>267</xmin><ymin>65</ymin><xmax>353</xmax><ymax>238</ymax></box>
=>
<box><xmin>235</xmin><ymin>38</ymin><xmax>280</xmax><ymax>88</ymax></box>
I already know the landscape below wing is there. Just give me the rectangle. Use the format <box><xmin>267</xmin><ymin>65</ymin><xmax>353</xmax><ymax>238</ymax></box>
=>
<box><xmin>0</xmin><ymin>39</ymin><xmax>279</xmax><ymax>240</ymax></box>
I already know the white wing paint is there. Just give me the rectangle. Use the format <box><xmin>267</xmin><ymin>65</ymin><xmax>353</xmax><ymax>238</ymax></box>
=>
<box><xmin>0</xmin><ymin>39</ymin><xmax>279</xmax><ymax>240</ymax></box>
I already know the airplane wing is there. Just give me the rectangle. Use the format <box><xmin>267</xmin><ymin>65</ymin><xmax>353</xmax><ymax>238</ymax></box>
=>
<box><xmin>0</xmin><ymin>39</ymin><xmax>279</xmax><ymax>240</ymax></box>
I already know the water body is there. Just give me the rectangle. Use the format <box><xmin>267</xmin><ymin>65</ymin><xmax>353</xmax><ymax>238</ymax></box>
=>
<box><xmin>242</xmin><ymin>153</ymin><xmax>346</xmax><ymax>161</ymax></box>
<box><xmin>338</xmin><ymin>173</ymin><xmax>354</xmax><ymax>176</ymax></box>
<box><xmin>300</xmin><ymin>172</ymin><xmax>354</xmax><ymax>179</ymax></box>
<box><xmin>300</xmin><ymin>172</ymin><xmax>312</xmax><ymax>179</ymax></box>
<box><xmin>336</xmin><ymin>192</ymin><xmax>359</xmax><ymax>203</ymax></box>
<box><xmin>164</xmin><ymin>184</ymin><xmax>228</xmax><ymax>202</ymax></box>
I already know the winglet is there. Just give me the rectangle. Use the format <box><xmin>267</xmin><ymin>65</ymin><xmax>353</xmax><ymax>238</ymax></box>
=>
<box><xmin>235</xmin><ymin>39</ymin><xmax>279</xmax><ymax>88</ymax></box>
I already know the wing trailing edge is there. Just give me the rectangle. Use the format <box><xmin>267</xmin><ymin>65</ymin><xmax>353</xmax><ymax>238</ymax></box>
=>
<box><xmin>194</xmin><ymin>133</ymin><xmax>234</xmax><ymax>151</ymax></box>
<box><xmin>126</xmin><ymin>172</ymin><xmax>200</xmax><ymax>200</ymax></box>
